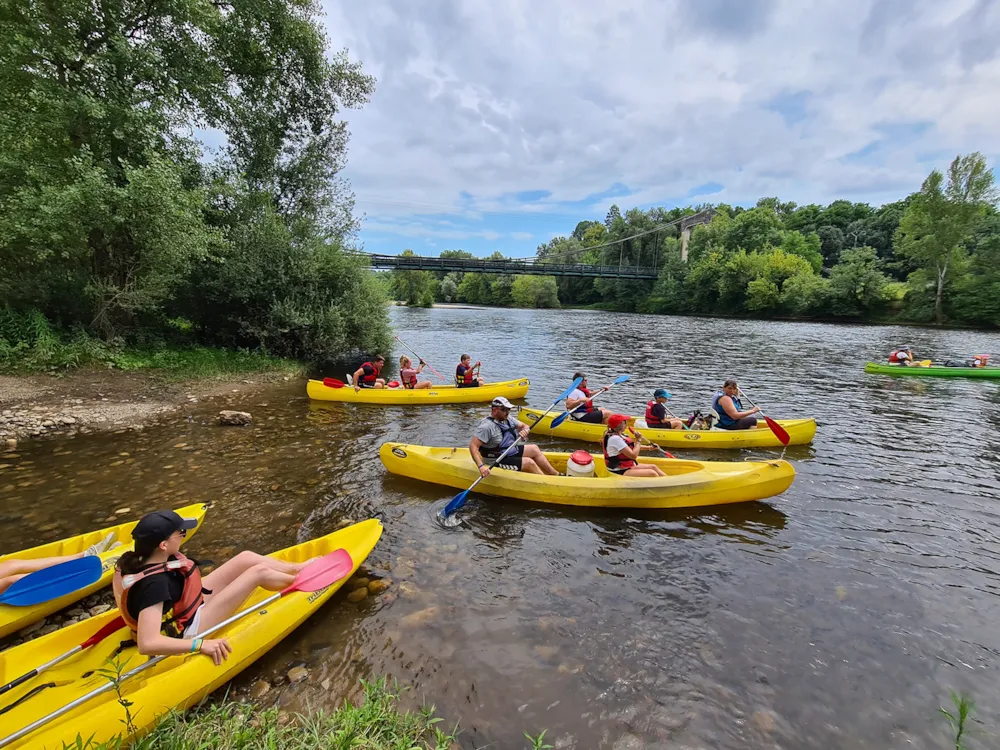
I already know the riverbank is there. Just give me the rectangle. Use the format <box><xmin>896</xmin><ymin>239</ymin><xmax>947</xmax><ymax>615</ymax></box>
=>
<box><xmin>0</xmin><ymin>360</ymin><xmax>304</xmax><ymax>447</ymax></box>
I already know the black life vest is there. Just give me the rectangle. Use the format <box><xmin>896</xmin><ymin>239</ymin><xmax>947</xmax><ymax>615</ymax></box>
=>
<box><xmin>602</xmin><ymin>432</ymin><xmax>637</xmax><ymax>471</ymax></box>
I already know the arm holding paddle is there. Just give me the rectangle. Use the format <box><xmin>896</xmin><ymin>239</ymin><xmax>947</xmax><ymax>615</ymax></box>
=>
<box><xmin>718</xmin><ymin>394</ymin><xmax>759</xmax><ymax>421</ymax></box>
<box><xmin>135</xmin><ymin>602</ymin><xmax>231</xmax><ymax>665</ymax></box>
<box><xmin>470</xmin><ymin>421</ymin><xmax>530</xmax><ymax>477</ymax></box>
<box><xmin>736</xmin><ymin>388</ymin><xmax>790</xmax><ymax>446</ymax></box>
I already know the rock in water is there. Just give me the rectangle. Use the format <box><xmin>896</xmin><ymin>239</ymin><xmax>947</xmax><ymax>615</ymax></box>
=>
<box><xmin>367</xmin><ymin>578</ymin><xmax>391</xmax><ymax>595</ymax></box>
<box><xmin>287</xmin><ymin>666</ymin><xmax>309</xmax><ymax>684</ymax></box>
<box><xmin>249</xmin><ymin>679</ymin><xmax>271</xmax><ymax>698</ymax></box>
<box><xmin>219</xmin><ymin>410</ymin><xmax>253</xmax><ymax>426</ymax></box>
<box><xmin>346</xmin><ymin>588</ymin><xmax>368</xmax><ymax>603</ymax></box>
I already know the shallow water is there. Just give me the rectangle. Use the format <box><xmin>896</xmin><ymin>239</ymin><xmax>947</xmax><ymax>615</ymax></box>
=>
<box><xmin>2</xmin><ymin>307</ymin><xmax>1000</xmax><ymax>748</ymax></box>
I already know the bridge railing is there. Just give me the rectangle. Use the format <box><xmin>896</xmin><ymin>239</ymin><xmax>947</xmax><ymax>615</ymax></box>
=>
<box><xmin>363</xmin><ymin>254</ymin><xmax>658</xmax><ymax>279</ymax></box>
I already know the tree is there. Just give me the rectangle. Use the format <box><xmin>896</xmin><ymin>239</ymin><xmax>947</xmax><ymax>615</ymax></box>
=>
<box><xmin>896</xmin><ymin>153</ymin><xmax>998</xmax><ymax>324</ymax></box>
<box><xmin>725</xmin><ymin>207</ymin><xmax>784</xmax><ymax>253</ymax></box>
<box><xmin>779</xmin><ymin>231</ymin><xmax>823</xmax><ymax>273</ymax></box>
<box><xmin>816</xmin><ymin>225</ymin><xmax>845</xmax><ymax>267</ymax></box>
<box><xmin>572</xmin><ymin>220</ymin><xmax>601</xmax><ymax>241</ymax></box>
<box><xmin>826</xmin><ymin>247</ymin><xmax>890</xmax><ymax>317</ymax></box>
<box><xmin>511</xmin><ymin>276</ymin><xmax>560</xmax><ymax>308</ymax></box>
<box><xmin>439</xmin><ymin>275</ymin><xmax>460</xmax><ymax>302</ymax></box>
<box><xmin>605</xmin><ymin>204</ymin><xmax>622</xmax><ymax>229</ymax></box>
<box><xmin>389</xmin><ymin>250</ymin><xmax>435</xmax><ymax>306</ymax></box>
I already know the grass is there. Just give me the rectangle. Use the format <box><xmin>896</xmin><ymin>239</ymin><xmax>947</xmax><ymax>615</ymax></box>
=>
<box><xmin>71</xmin><ymin>678</ymin><xmax>458</xmax><ymax>750</ymax></box>
<box><xmin>0</xmin><ymin>309</ymin><xmax>302</xmax><ymax>379</ymax></box>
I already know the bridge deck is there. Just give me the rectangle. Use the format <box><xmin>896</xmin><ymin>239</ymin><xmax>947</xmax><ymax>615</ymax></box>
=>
<box><xmin>364</xmin><ymin>254</ymin><xmax>658</xmax><ymax>279</ymax></box>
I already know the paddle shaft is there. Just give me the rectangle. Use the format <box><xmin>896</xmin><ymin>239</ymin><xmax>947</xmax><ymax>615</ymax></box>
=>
<box><xmin>550</xmin><ymin>375</ymin><xmax>630</xmax><ymax>428</ymax></box>
<box><xmin>0</xmin><ymin>617</ymin><xmax>125</xmax><ymax>697</ymax></box>
<box><xmin>394</xmin><ymin>336</ymin><xmax>447</xmax><ymax>382</ymax></box>
<box><xmin>627</xmin><ymin>427</ymin><xmax>670</xmax><ymax>458</ymax></box>
<box><xmin>0</xmin><ymin>588</ymin><xmax>294</xmax><ymax>748</ymax></box>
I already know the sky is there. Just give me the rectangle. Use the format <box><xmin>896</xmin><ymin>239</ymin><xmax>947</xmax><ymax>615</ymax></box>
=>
<box><xmin>312</xmin><ymin>0</ymin><xmax>1000</xmax><ymax>258</ymax></box>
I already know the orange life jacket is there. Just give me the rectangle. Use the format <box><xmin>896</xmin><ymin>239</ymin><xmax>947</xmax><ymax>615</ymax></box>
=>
<box><xmin>113</xmin><ymin>553</ymin><xmax>206</xmax><ymax>637</ymax></box>
<box><xmin>645</xmin><ymin>400</ymin><xmax>663</xmax><ymax>426</ymax></box>
<box><xmin>456</xmin><ymin>363</ymin><xmax>475</xmax><ymax>384</ymax></box>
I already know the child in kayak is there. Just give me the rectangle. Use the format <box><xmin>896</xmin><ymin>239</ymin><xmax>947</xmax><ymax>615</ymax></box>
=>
<box><xmin>455</xmin><ymin>354</ymin><xmax>485</xmax><ymax>387</ymax></box>
<box><xmin>113</xmin><ymin>510</ymin><xmax>317</xmax><ymax>665</ymax></box>
<box><xmin>602</xmin><ymin>414</ymin><xmax>666</xmax><ymax>477</ymax></box>
<box><xmin>397</xmin><ymin>355</ymin><xmax>433</xmax><ymax>389</ymax></box>
<box><xmin>0</xmin><ymin>533</ymin><xmax>120</xmax><ymax>595</ymax></box>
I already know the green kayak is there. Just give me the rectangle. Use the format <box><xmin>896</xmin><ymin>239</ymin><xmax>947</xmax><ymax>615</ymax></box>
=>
<box><xmin>865</xmin><ymin>362</ymin><xmax>1000</xmax><ymax>379</ymax></box>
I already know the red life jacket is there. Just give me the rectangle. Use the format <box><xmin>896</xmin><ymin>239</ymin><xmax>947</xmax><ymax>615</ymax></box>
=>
<box><xmin>456</xmin><ymin>363</ymin><xmax>474</xmax><ymax>384</ymax></box>
<box><xmin>602</xmin><ymin>432</ymin><xmax>637</xmax><ymax>471</ymax></box>
<box><xmin>645</xmin><ymin>400</ymin><xmax>662</xmax><ymax>426</ymax></box>
<box><xmin>113</xmin><ymin>553</ymin><xmax>206</xmax><ymax>637</ymax></box>
<box><xmin>578</xmin><ymin>386</ymin><xmax>594</xmax><ymax>414</ymax></box>
<box><xmin>359</xmin><ymin>361</ymin><xmax>381</xmax><ymax>386</ymax></box>
<box><xmin>888</xmin><ymin>350</ymin><xmax>909</xmax><ymax>364</ymax></box>
<box><xmin>401</xmin><ymin>369</ymin><xmax>417</xmax><ymax>388</ymax></box>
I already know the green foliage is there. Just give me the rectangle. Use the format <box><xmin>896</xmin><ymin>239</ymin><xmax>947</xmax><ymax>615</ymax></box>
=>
<box><xmin>511</xmin><ymin>276</ymin><xmax>560</xmax><ymax>308</ymax></box>
<box><xmin>780</xmin><ymin>273</ymin><xmax>828</xmax><ymax>315</ymax></box>
<box><xmin>389</xmin><ymin>250</ymin><xmax>436</xmax><ymax>306</ymax></box>
<box><xmin>457</xmin><ymin>273</ymin><xmax>491</xmax><ymax>305</ymax></box>
<box><xmin>938</xmin><ymin>690</ymin><xmax>976</xmax><ymax>750</ymax></box>
<box><xmin>826</xmin><ymin>247</ymin><xmax>890</xmax><ymax>317</ymax></box>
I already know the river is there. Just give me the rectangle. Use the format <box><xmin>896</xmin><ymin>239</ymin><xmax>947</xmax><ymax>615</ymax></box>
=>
<box><xmin>3</xmin><ymin>306</ymin><xmax>1000</xmax><ymax>749</ymax></box>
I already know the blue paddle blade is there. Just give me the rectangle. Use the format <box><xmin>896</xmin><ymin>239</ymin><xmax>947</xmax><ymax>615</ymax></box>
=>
<box><xmin>557</xmin><ymin>377</ymin><xmax>583</xmax><ymax>403</ymax></box>
<box><xmin>612</xmin><ymin>374</ymin><xmax>631</xmax><ymax>384</ymax></box>
<box><xmin>442</xmin><ymin>490</ymin><xmax>470</xmax><ymax>517</ymax></box>
<box><xmin>550</xmin><ymin>410</ymin><xmax>571</xmax><ymax>428</ymax></box>
<box><xmin>0</xmin><ymin>555</ymin><xmax>103</xmax><ymax>607</ymax></box>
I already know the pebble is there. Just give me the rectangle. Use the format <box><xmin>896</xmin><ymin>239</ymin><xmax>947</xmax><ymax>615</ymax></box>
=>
<box><xmin>334</xmin><ymin>518</ymin><xmax>355</xmax><ymax>530</ymax></box>
<box><xmin>114</xmin><ymin>507</ymin><xmax>131</xmax><ymax>515</ymax></box>
<box><xmin>4</xmin><ymin>439</ymin><xmax>16</xmax><ymax>451</ymax></box>
<box><xmin>219</xmin><ymin>410</ymin><xmax>253</xmax><ymax>426</ymax></box>
<box><xmin>350</xmin><ymin>577</ymin><xmax>370</xmax><ymax>589</ymax></box>
<box><xmin>249</xmin><ymin>679</ymin><xmax>271</xmax><ymax>698</ymax></box>
<box><xmin>287</xmin><ymin>666</ymin><xmax>309</xmax><ymax>684</ymax></box>
<box><xmin>37</xmin><ymin>623</ymin><xmax>60</xmax><ymax>636</ymax></box>
<box><xmin>400</xmin><ymin>606</ymin><xmax>439</xmax><ymax>628</ymax></box>
<box><xmin>367</xmin><ymin>578</ymin><xmax>391</xmax><ymax>595</ymax></box>
<box><xmin>320</xmin><ymin>678</ymin><xmax>332</xmax><ymax>691</ymax></box>
<box><xmin>89</xmin><ymin>604</ymin><xmax>111</xmax><ymax>616</ymax></box>
<box><xmin>19</xmin><ymin>619</ymin><xmax>46</xmax><ymax>637</ymax></box>
<box><xmin>751</xmin><ymin>709</ymin><xmax>777</xmax><ymax>733</ymax></box>
<box><xmin>346</xmin><ymin>588</ymin><xmax>368</xmax><ymax>603</ymax></box>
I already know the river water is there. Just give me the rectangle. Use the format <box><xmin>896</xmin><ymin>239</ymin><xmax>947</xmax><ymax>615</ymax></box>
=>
<box><xmin>2</xmin><ymin>307</ymin><xmax>1000</xmax><ymax>749</ymax></box>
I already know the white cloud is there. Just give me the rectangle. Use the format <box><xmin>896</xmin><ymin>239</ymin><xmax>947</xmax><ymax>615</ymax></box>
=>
<box><xmin>318</xmin><ymin>0</ymin><xmax>1000</xmax><ymax>249</ymax></box>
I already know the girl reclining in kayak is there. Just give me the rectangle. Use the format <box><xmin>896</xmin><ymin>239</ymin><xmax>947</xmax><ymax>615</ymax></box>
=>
<box><xmin>0</xmin><ymin>533</ymin><xmax>119</xmax><ymax>595</ymax></box>
<box><xmin>603</xmin><ymin>415</ymin><xmax>666</xmax><ymax>477</ymax></box>
<box><xmin>113</xmin><ymin>510</ymin><xmax>317</xmax><ymax>665</ymax></box>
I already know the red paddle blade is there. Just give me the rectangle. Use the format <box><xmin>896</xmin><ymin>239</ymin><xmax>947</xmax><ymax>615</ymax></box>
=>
<box><xmin>323</xmin><ymin>378</ymin><xmax>345</xmax><ymax>388</ymax></box>
<box><xmin>763</xmin><ymin>416</ymin><xmax>790</xmax><ymax>446</ymax></box>
<box><xmin>282</xmin><ymin>549</ymin><xmax>354</xmax><ymax>595</ymax></box>
<box><xmin>80</xmin><ymin>615</ymin><xmax>126</xmax><ymax>649</ymax></box>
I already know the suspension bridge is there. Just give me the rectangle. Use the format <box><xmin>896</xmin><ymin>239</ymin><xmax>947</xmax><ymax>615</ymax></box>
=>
<box><xmin>358</xmin><ymin>209</ymin><xmax>716</xmax><ymax>279</ymax></box>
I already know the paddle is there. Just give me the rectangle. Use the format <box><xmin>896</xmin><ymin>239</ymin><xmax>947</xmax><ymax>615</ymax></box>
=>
<box><xmin>550</xmin><ymin>375</ymin><xmax>631</xmax><ymax>429</ymax></box>
<box><xmin>0</xmin><ymin>556</ymin><xmax>102</xmax><ymax>608</ymax></box>
<box><xmin>917</xmin><ymin>359</ymin><xmax>932</xmax><ymax>367</ymax></box>
<box><xmin>0</xmin><ymin>615</ymin><xmax>126</xmax><ymax>697</ymax></box>
<box><xmin>394</xmin><ymin>335</ymin><xmax>447</xmax><ymax>383</ymax></box>
<box><xmin>439</xmin><ymin>377</ymin><xmax>583</xmax><ymax>520</ymax></box>
<box><xmin>323</xmin><ymin>377</ymin><xmax>345</xmax><ymax>388</ymax></box>
<box><xmin>736</xmin><ymin>389</ymin><xmax>790</xmax><ymax>446</ymax></box>
<box><xmin>627</xmin><ymin>427</ymin><xmax>674</xmax><ymax>459</ymax></box>
<box><xmin>0</xmin><ymin>550</ymin><xmax>355</xmax><ymax>749</ymax></box>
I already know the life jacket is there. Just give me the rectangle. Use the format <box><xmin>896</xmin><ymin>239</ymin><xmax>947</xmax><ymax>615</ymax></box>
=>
<box><xmin>645</xmin><ymin>400</ymin><xmax>663</xmax><ymax>426</ymax></box>
<box><xmin>482</xmin><ymin>417</ymin><xmax>518</xmax><ymax>457</ymax></box>
<box><xmin>712</xmin><ymin>391</ymin><xmax>742</xmax><ymax>428</ymax></box>
<box><xmin>456</xmin><ymin>363</ymin><xmax>474</xmax><ymax>385</ymax></box>
<box><xmin>888</xmin><ymin>350</ymin><xmax>910</xmax><ymax>364</ymax></box>
<box><xmin>401</xmin><ymin>369</ymin><xmax>417</xmax><ymax>388</ymax></box>
<box><xmin>602</xmin><ymin>432</ymin><xmax>637</xmax><ymax>471</ymax></box>
<box><xmin>571</xmin><ymin>387</ymin><xmax>594</xmax><ymax>415</ymax></box>
<box><xmin>113</xmin><ymin>553</ymin><xmax>207</xmax><ymax>637</ymax></box>
<box><xmin>359</xmin><ymin>361</ymin><xmax>381</xmax><ymax>386</ymax></box>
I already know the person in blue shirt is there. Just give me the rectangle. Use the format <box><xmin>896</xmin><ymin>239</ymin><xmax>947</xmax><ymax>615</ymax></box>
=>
<box><xmin>712</xmin><ymin>379</ymin><xmax>760</xmax><ymax>430</ymax></box>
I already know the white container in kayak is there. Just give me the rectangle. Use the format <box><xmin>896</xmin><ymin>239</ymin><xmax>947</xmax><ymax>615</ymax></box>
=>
<box><xmin>566</xmin><ymin>449</ymin><xmax>595</xmax><ymax>478</ymax></box>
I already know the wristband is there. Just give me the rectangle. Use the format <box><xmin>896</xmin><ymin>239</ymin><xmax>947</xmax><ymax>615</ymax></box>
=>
<box><xmin>477</xmin><ymin>463</ymin><xmax>484</xmax><ymax>469</ymax></box>
<box><xmin>191</xmin><ymin>638</ymin><xmax>202</xmax><ymax>653</ymax></box>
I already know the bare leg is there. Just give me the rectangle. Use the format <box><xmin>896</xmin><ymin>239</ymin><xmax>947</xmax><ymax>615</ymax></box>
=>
<box><xmin>195</xmin><ymin>564</ymin><xmax>298</xmax><ymax>632</ymax></box>
<box><xmin>0</xmin><ymin>553</ymin><xmax>84</xmax><ymax>594</ymax></box>
<box><xmin>200</xmin><ymin>550</ymin><xmax>301</xmax><ymax>598</ymax></box>
<box><xmin>522</xmin><ymin>445</ymin><xmax>559</xmax><ymax>475</ymax></box>
<box><xmin>624</xmin><ymin>465</ymin><xmax>666</xmax><ymax>477</ymax></box>
<box><xmin>518</xmin><ymin>457</ymin><xmax>542</xmax><ymax>474</ymax></box>
<box><xmin>415</xmin><ymin>381</ymin><xmax>433</xmax><ymax>389</ymax></box>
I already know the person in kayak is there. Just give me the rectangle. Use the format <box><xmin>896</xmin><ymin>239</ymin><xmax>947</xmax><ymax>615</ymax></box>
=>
<box><xmin>113</xmin><ymin>510</ymin><xmax>318</xmax><ymax>665</ymax></box>
<box><xmin>888</xmin><ymin>346</ymin><xmax>916</xmax><ymax>366</ymax></box>
<box><xmin>398</xmin><ymin>355</ymin><xmax>433</xmax><ymax>390</ymax></box>
<box><xmin>0</xmin><ymin>533</ymin><xmax>120</xmax><ymax>595</ymax></box>
<box><xmin>645</xmin><ymin>389</ymin><xmax>685</xmax><ymax>430</ymax></box>
<box><xmin>603</xmin><ymin>414</ymin><xmax>666</xmax><ymax>477</ymax></box>
<box><xmin>470</xmin><ymin>396</ymin><xmax>558</xmax><ymax>475</ymax></box>
<box><xmin>353</xmin><ymin>356</ymin><xmax>386</xmax><ymax>391</ymax></box>
<box><xmin>972</xmin><ymin>354</ymin><xmax>991</xmax><ymax>368</ymax></box>
<box><xmin>564</xmin><ymin>373</ymin><xmax>612</xmax><ymax>424</ymax></box>
<box><xmin>712</xmin><ymin>380</ymin><xmax>760</xmax><ymax>430</ymax></box>
<box><xmin>456</xmin><ymin>354</ymin><xmax>484</xmax><ymax>388</ymax></box>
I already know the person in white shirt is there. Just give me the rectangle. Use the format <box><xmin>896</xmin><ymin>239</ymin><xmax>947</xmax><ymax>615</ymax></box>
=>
<box><xmin>564</xmin><ymin>372</ymin><xmax>612</xmax><ymax>424</ymax></box>
<box><xmin>602</xmin><ymin>414</ymin><xmax>665</xmax><ymax>477</ymax></box>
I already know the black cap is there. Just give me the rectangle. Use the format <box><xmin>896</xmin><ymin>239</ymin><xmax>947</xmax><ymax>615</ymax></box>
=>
<box><xmin>132</xmin><ymin>510</ymin><xmax>198</xmax><ymax>544</ymax></box>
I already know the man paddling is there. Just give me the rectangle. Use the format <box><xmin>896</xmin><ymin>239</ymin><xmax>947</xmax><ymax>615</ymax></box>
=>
<box><xmin>456</xmin><ymin>354</ymin><xmax>485</xmax><ymax>387</ymax></box>
<box><xmin>564</xmin><ymin>372</ymin><xmax>612</xmax><ymax>424</ymax></box>
<box><xmin>470</xmin><ymin>397</ymin><xmax>558</xmax><ymax>476</ymax></box>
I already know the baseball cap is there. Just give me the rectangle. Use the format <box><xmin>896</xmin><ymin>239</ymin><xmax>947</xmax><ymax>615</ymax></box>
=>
<box><xmin>491</xmin><ymin>396</ymin><xmax>514</xmax><ymax>409</ymax></box>
<box><xmin>653</xmin><ymin>388</ymin><xmax>671</xmax><ymax>400</ymax></box>
<box><xmin>132</xmin><ymin>510</ymin><xmax>198</xmax><ymax>544</ymax></box>
<box><xmin>608</xmin><ymin>414</ymin><xmax>629</xmax><ymax>430</ymax></box>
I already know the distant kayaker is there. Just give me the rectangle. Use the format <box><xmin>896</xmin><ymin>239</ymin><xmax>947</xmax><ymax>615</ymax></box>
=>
<box><xmin>888</xmin><ymin>346</ymin><xmax>916</xmax><ymax>366</ymax></box>
<box><xmin>564</xmin><ymin>372</ymin><xmax>612</xmax><ymax>424</ymax></box>
<box><xmin>0</xmin><ymin>533</ymin><xmax>119</xmax><ymax>595</ymax></box>
<box><xmin>353</xmin><ymin>356</ymin><xmax>386</xmax><ymax>391</ymax></box>
<box><xmin>972</xmin><ymin>354</ymin><xmax>991</xmax><ymax>368</ymax></box>
<box><xmin>113</xmin><ymin>510</ymin><xmax>318</xmax><ymax>665</ymax></box>
<box><xmin>602</xmin><ymin>414</ymin><xmax>666</xmax><ymax>477</ymax></box>
<box><xmin>456</xmin><ymin>354</ymin><xmax>485</xmax><ymax>388</ymax></box>
<box><xmin>644</xmin><ymin>388</ymin><xmax>685</xmax><ymax>430</ymax></box>
<box><xmin>398</xmin><ymin>355</ymin><xmax>432</xmax><ymax>390</ymax></box>
<box><xmin>712</xmin><ymin>379</ymin><xmax>760</xmax><ymax>430</ymax></box>
<box><xmin>470</xmin><ymin>396</ymin><xmax>558</xmax><ymax>476</ymax></box>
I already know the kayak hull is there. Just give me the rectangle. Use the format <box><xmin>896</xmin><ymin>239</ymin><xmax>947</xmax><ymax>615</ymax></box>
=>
<box><xmin>865</xmin><ymin>362</ymin><xmax>1000</xmax><ymax>379</ymax></box>
<box><xmin>379</xmin><ymin>443</ymin><xmax>794</xmax><ymax>509</ymax></box>
<box><xmin>518</xmin><ymin>408</ymin><xmax>816</xmax><ymax>449</ymax></box>
<box><xmin>0</xmin><ymin>503</ymin><xmax>210</xmax><ymax>639</ymax></box>
<box><xmin>0</xmin><ymin>519</ymin><xmax>383</xmax><ymax>749</ymax></box>
<box><xmin>307</xmin><ymin>377</ymin><xmax>530</xmax><ymax>403</ymax></box>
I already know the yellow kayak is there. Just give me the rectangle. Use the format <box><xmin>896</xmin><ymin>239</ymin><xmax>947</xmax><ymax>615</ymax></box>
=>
<box><xmin>518</xmin><ymin>408</ymin><xmax>816</xmax><ymax>449</ymax></box>
<box><xmin>0</xmin><ymin>503</ymin><xmax>210</xmax><ymax>640</ymax></box>
<box><xmin>380</xmin><ymin>443</ymin><xmax>794</xmax><ymax>509</ymax></box>
<box><xmin>0</xmin><ymin>519</ymin><xmax>383</xmax><ymax>749</ymax></box>
<box><xmin>307</xmin><ymin>377</ymin><xmax>529</xmax><ymax>404</ymax></box>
